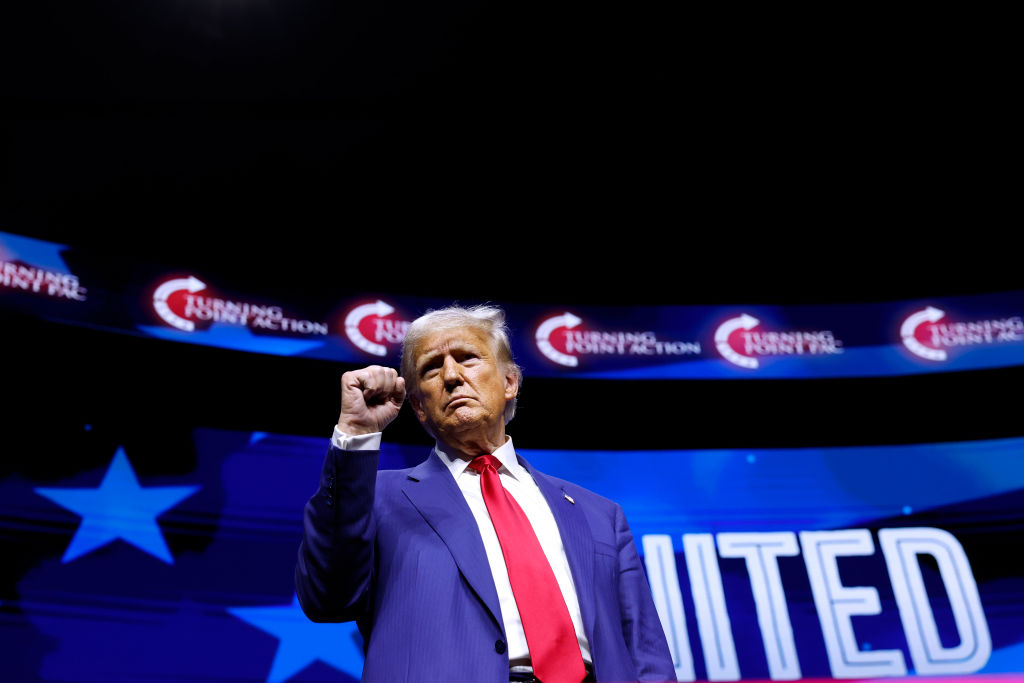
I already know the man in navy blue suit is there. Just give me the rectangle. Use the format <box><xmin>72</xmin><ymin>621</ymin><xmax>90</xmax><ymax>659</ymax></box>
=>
<box><xmin>296</xmin><ymin>305</ymin><xmax>675</xmax><ymax>682</ymax></box>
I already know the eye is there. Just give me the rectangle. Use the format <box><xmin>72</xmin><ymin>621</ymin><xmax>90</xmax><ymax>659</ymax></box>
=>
<box><xmin>420</xmin><ymin>357</ymin><xmax>443</xmax><ymax>378</ymax></box>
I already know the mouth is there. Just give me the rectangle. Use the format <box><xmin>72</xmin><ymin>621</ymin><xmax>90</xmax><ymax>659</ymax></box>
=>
<box><xmin>446</xmin><ymin>396</ymin><xmax>475</xmax><ymax>409</ymax></box>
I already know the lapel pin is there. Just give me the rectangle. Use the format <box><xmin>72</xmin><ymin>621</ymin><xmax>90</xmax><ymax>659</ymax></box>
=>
<box><xmin>563</xmin><ymin>493</ymin><xmax>575</xmax><ymax>504</ymax></box>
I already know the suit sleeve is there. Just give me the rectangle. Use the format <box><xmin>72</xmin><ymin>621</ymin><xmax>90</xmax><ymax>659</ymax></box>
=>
<box><xmin>614</xmin><ymin>503</ymin><xmax>677</xmax><ymax>681</ymax></box>
<box><xmin>295</xmin><ymin>445</ymin><xmax>379</xmax><ymax>623</ymax></box>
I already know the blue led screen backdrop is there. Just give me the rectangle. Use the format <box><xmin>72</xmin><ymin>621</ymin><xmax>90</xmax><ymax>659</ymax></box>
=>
<box><xmin>4</xmin><ymin>428</ymin><xmax>1023</xmax><ymax>682</ymax></box>
<box><xmin>3</xmin><ymin>230</ymin><xmax>1024</xmax><ymax>380</ymax></box>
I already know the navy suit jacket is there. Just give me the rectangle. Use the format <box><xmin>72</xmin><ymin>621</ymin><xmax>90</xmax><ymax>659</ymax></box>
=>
<box><xmin>296</xmin><ymin>445</ymin><xmax>676</xmax><ymax>682</ymax></box>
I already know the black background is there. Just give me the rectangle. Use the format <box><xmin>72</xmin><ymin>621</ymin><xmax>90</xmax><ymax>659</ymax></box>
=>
<box><xmin>2</xmin><ymin>3</ymin><xmax>1021</xmax><ymax>458</ymax></box>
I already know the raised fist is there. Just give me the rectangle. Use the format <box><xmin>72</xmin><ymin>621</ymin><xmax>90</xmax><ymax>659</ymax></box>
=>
<box><xmin>336</xmin><ymin>366</ymin><xmax>407</xmax><ymax>436</ymax></box>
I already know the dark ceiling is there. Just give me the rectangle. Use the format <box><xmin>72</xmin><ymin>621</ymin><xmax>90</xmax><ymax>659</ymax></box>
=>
<box><xmin>2</xmin><ymin>4</ymin><xmax>1019</xmax><ymax>305</ymax></box>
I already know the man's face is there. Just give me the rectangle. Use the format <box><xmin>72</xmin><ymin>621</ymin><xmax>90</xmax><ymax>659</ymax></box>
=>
<box><xmin>408</xmin><ymin>326</ymin><xmax>519</xmax><ymax>442</ymax></box>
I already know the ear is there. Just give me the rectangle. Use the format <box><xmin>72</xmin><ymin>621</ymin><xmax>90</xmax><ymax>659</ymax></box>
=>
<box><xmin>503</xmin><ymin>368</ymin><xmax>520</xmax><ymax>401</ymax></box>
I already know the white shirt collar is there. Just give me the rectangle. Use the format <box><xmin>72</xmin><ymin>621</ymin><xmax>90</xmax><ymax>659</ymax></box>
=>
<box><xmin>434</xmin><ymin>435</ymin><xmax>523</xmax><ymax>482</ymax></box>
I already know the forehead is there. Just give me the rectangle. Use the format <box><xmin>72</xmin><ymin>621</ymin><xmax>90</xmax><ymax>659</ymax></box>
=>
<box><xmin>413</xmin><ymin>326</ymin><xmax>494</xmax><ymax>364</ymax></box>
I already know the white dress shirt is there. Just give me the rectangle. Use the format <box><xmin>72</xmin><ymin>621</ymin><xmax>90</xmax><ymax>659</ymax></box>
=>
<box><xmin>331</xmin><ymin>426</ymin><xmax>592</xmax><ymax>670</ymax></box>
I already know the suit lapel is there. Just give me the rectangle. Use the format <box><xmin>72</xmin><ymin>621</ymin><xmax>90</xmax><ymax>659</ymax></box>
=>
<box><xmin>520</xmin><ymin>456</ymin><xmax>597</xmax><ymax>647</ymax></box>
<box><xmin>401</xmin><ymin>452</ymin><xmax>504</xmax><ymax>632</ymax></box>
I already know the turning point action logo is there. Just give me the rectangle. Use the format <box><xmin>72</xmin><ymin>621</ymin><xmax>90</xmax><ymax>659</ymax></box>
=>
<box><xmin>535</xmin><ymin>312</ymin><xmax>700</xmax><ymax>368</ymax></box>
<box><xmin>0</xmin><ymin>234</ymin><xmax>87</xmax><ymax>301</ymax></box>
<box><xmin>714</xmin><ymin>313</ymin><xmax>843</xmax><ymax>369</ymax></box>
<box><xmin>900</xmin><ymin>306</ymin><xmax>1023</xmax><ymax>361</ymax></box>
<box><xmin>343</xmin><ymin>299</ymin><xmax>410</xmax><ymax>357</ymax></box>
<box><xmin>152</xmin><ymin>276</ymin><xmax>327</xmax><ymax>335</ymax></box>
<box><xmin>1</xmin><ymin>261</ymin><xmax>86</xmax><ymax>301</ymax></box>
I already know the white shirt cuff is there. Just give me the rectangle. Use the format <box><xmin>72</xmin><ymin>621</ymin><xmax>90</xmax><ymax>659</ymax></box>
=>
<box><xmin>331</xmin><ymin>425</ymin><xmax>382</xmax><ymax>451</ymax></box>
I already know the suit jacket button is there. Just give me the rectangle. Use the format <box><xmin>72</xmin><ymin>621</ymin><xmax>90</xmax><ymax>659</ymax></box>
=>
<box><xmin>494</xmin><ymin>639</ymin><xmax>506</xmax><ymax>654</ymax></box>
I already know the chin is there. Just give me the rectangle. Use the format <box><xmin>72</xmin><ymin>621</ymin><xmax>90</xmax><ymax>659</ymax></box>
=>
<box><xmin>441</xmin><ymin>409</ymin><xmax>494</xmax><ymax>434</ymax></box>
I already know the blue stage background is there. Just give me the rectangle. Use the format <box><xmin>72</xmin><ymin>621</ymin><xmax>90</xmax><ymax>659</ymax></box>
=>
<box><xmin>4</xmin><ymin>425</ymin><xmax>1022</xmax><ymax>681</ymax></box>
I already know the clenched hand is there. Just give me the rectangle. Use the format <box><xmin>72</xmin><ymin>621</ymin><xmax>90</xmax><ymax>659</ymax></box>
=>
<box><xmin>336</xmin><ymin>366</ymin><xmax>407</xmax><ymax>436</ymax></box>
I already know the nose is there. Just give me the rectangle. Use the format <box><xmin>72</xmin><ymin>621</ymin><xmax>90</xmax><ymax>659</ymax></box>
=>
<box><xmin>441</xmin><ymin>355</ymin><xmax>462</xmax><ymax>388</ymax></box>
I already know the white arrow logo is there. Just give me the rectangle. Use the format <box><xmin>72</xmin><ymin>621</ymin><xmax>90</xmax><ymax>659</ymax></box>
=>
<box><xmin>152</xmin><ymin>276</ymin><xmax>206</xmax><ymax>331</ymax></box>
<box><xmin>714</xmin><ymin>313</ymin><xmax>760</xmax><ymax>369</ymax></box>
<box><xmin>344</xmin><ymin>300</ymin><xmax>395</xmax><ymax>357</ymax></box>
<box><xmin>535</xmin><ymin>312</ymin><xmax>583</xmax><ymax>367</ymax></box>
<box><xmin>901</xmin><ymin>306</ymin><xmax>947</xmax><ymax>361</ymax></box>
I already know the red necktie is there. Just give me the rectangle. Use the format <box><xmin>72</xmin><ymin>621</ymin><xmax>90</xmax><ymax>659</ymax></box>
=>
<box><xmin>469</xmin><ymin>454</ymin><xmax>586</xmax><ymax>683</ymax></box>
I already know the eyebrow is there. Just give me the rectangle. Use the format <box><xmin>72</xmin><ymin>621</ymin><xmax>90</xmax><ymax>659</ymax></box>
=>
<box><xmin>416</xmin><ymin>351</ymin><xmax>444</xmax><ymax>372</ymax></box>
<box><xmin>416</xmin><ymin>341</ymin><xmax>484</xmax><ymax>372</ymax></box>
